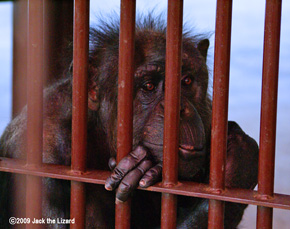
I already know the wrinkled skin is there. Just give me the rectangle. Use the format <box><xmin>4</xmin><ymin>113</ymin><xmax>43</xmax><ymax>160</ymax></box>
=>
<box><xmin>0</xmin><ymin>16</ymin><xmax>258</xmax><ymax>228</ymax></box>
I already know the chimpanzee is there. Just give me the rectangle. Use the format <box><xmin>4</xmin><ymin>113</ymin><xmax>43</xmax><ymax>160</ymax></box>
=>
<box><xmin>0</xmin><ymin>15</ymin><xmax>258</xmax><ymax>228</ymax></box>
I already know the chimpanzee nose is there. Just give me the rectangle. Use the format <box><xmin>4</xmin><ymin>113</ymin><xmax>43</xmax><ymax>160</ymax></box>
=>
<box><xmin>159</xmin><ymin>100</ymin><xmax>190</xmax><ymax>117</ymax></box>
<box><xmin>159</xmin><ymin>100</ymin><xmax>165</xmax><ymax>112</ymax></box>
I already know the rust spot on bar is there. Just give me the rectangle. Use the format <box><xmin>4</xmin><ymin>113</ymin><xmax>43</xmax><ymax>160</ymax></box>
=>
<box><xmin>255</xmin><ymin>194</ymin><xmax>274</xmax><ymax>201</ymax></box>
<box><xmin>69</xmin><ymin>170</ymin><xmax>86</xmax><ymax>176</ymax></box>
<box><xmin>207</xmin><ymin>187</ymin><xmax>223</xmax><ymax>195</ymax></box>
<box><xmin>162</xmin><ymin>182</ymin><xmax>178</xmax><ymax>188</ymax></box>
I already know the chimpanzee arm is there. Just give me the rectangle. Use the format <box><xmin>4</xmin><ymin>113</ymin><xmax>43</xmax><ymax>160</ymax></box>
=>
<box><xmin>177</xmin><ymin>121</ymin><xmax>259</xmax><ymax>228</ymax></box>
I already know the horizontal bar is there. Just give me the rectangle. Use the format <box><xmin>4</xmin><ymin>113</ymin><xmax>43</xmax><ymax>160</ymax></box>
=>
<box><xmin>0</xmin><ymin>157</ymin><xmax>109</xmax><ymax>184</ymax></box>
<box><xmin>1</xmin><ymin>157</ymin><xmax>290</xmax><ymax>210</ymax></box>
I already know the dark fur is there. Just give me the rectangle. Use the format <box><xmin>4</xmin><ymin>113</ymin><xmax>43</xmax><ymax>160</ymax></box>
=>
<box><xmin>0</xmin><ymin>15</ymin><xmax>258</xmax><ymax>228</ymax></box>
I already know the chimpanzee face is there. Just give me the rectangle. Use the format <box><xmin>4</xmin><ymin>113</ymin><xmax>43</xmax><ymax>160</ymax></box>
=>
<box><xmin>131</xmin><ymin>37</ymin><xmax>209</xmax><ymax>180</ymax></box>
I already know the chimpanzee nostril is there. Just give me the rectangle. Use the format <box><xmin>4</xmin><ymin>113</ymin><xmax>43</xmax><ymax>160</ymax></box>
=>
<box><xmin>159</xmin><ymin>100</ymin><xmax>165</xmax><ymax>111</ymax></box>
<box><xmin>180</xmin><ymin>101</ymin><xmax>190</xmax><ymax>117</ymax></box>
<box><xmin>182</xmin><ymin>107</ymin><xmax>191</xmax><ymax>116</ymax></box>
<box><xmin>180</xmin><ymin>107</ymin><xmax>185</xmax><ymax>115</ymax></box>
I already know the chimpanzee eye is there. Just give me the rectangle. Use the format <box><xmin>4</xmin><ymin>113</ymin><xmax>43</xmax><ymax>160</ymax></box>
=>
<box><xmin>183</xmin><ymin>76</ymin><xmax>192</xmax><ymax>86</ymax></box>
<box><xmin>143</xmin><ymin>82</ymin><xmax>155</xmax><ymax>91</ymax></box>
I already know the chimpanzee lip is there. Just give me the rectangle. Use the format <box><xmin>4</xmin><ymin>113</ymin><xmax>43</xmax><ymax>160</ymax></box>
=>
<box><xmin>178</xmin><ymin>145</ymin><xmax>205</xmax><ymax>160</ymax></box>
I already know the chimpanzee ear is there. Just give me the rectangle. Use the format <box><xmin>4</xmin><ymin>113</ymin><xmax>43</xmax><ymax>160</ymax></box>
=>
<box><xmin>88</xmin><ymin>83</ymin><xmax>100</xmax><ymax>111</ymax></box>
<box><xmin>197</xmin><ymin>39</ymin><xmax>210</xmax><ymax>61</ymax></box>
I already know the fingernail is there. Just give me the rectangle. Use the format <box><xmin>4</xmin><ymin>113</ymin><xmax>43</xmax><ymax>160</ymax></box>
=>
<box><xmin>139</xmin><ymin>179</ymin><xmax>146</xmax><ymax>187</ymax></box>
<box><xmin>115</xmin><ymin>198</ymin><xmax>124</xmax><ymax>204</ymax></box>
<box><xmin>105</xmin><ymin>183</ymin><xmax>112</xmax><ymax>191</ymax></box>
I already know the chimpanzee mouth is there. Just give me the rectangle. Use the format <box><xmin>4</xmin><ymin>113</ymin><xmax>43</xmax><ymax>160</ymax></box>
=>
<box><xmin>143</xmin><ymin>141</ymin><xmax>205</xmax><ymax>161</ymax></box>
<box><xmin>178</xmin><ymin>144</ymin><xmax>205</xmax><ymax>160</ymax></box>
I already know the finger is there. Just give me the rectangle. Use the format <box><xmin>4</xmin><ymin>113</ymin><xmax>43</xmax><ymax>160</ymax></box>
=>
<box><xmin>116</xmin><ymin>159</ymin><xmax>153</xmax><ymax>202</ymax></box>
<box><xmin>105</xmin><ymin>146</ymin><xmax>147</xmax><ymax>191</ymax></box>
<box><xmin>139</xmin><ymin>163</ymin><xmax>162</xmax><ymax>188</ymax></box>
<box><xmin>108</xmin><ymin>157</ymin><xmax>116</xmax><ymax>171</ymax></box>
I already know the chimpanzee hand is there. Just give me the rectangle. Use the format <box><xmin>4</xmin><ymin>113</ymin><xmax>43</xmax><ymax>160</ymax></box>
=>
<box><xmin>105</xmin><ymin>146</ymin><xmax>162</xmax><ymax>202</ymax></box>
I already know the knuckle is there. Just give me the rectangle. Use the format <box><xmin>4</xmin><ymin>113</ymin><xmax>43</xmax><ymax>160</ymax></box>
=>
<box><xmin>131</xmin><ymin>146</ymin><xmax>147</xmax><ymax>161</ymax></box>
<box><xmin>137</xmin><ymin>167</ymin><xmax>146</xmax><ymax>175</ymax></box>
<box><xmin>147</xmin><ymin>165</ymin><xmax>162</xmax><ymax>179</ymax></box>
<box><xmin>108</xmin><ymin>157</ymin><xmax>116</xmax><ymax>170</ymax></box>
<box><xmin>121</xmin><ymin>157</ymin><xmax>133</xmax><ymax>167</ymax></box>
<box><xmin>137</xmin><ymin>160</ymin><xmax>152</xmax><ymax>175</ymax></box>
<box><xmin>113</xmin><ymin>167</ymin><xmax>125</xmax><ymax>179</ymax></box>
<box><xmin>119</xmin><ymin>181</ymin><xmax>132</xmax><ymax>193</ymax></box>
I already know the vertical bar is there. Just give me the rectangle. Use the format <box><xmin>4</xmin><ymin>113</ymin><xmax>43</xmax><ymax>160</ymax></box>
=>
<box><xmin>161</xmin><ymin>1</ymin><xmax>183</xmax><ymax>229</ymax></box>
<box><xmin>70</xmin><ymin>0</ymin><xmax>90</xmax><ymax>228</ymax></box>
<box><xmin>257</xmin><ymin>0</ymin><xmax>282</xmax><ymax>228</ymax></box>
<box><xmin>116</xmin><ymin>1</ymin><xmax>136</xmax><ymax>228</ymax></box>
<box><xmin>43</xmin><ymin>0</ymin><xmax>73</xmax><ymax>84</ymax></box>
<box><xmin>12</xmin><ymin>0</ymin><xmax>28</xmax><ymax>220</ymax></box>
<box><xmin>208</xmin><ymin>0</ymin><xmax>232</xmax><ymax>228</ymax></box>
<box><xmin>26</xmin><ymin>0</ymin><xmax>44</xmax><ymax>227</ymax></box>
<box><xmin>13</xmin><ymin>0</ymin><xmax>28</xmax><ymax>118</ymax></box>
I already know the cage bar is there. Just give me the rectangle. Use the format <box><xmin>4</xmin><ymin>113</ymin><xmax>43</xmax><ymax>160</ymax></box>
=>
<box><xmin>208</xmin><ymin>0</ymin><xmax>232</xmax><ymax>228</ymax></box>
<box><xmin>70</xmin><ymin>0</ymin><xmax>90</xmax><ymax>227</ymax></box>
<box><xmin>12</xmin><ymin>0</ymin><xmax>28</xmax><ymax>118</ymax></box>
<box><xmin>1</xmin><ymin>156</ymin><xmax>290</xmax><ymax>211</ymax></box>
<box><xmin>116</xmin><ymin>0</ymin><xmax>136</xmax><ymax>228</ymax></box>
<box><xmin>161</xmin><ymin>1</ymin><xmax>184</xmax><ymax>228</ymax></box>
<box><xmin>25</xmin><ymin>0</ymin><xmax>44</xmax><ymax>226</ymax></box>
<box><xmin>257</xmin><ymin>0</ymin><xmax>282</xmax><ymax>228</ymax></box>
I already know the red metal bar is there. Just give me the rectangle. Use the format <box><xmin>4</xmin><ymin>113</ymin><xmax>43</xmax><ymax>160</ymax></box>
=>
<box><xmin>26</xmin><ymin>0</ymin><xmax>44</xmax><ymax>166</ymax></box>
<box><xmin>208</xmin><ymin>0</ymin><xmax>232</xmax><ymax>228</ymax></box>
<box><xmin>257</xmin><ymin>0</ymin><xmax>282</xmax><ymax>228</ymax></box>
<box><xmin>2</xmin><ymin>157</ymin><xmax>290</xmax><ymax>210</ymax></box>
<box><xmin>116</xmin><ymin>0</ymin><xmax>136</xmax><ymax>228</ymax></box>
<box><xmin>161</xmin><ymin>193</ymin><xmax>177</xmax><ymax>229</ymax></box>
<box><xmin>12</xmin><ymin>0</ymin><xmax>28</xmax><ymax>221</ymax></box>
<box><xmin>161</xmin><ymin>1</ymin><xmax>183</xmax><ymax>228</ymax></box>
<box><xmin>26</xmin><ymin>0</ymin><xmax>44</xmax><ymax>226</ymax></box>
<box><xmin>70</xmin><ymin>0</ymin><xmax>90</xmax><ymax>227</ymax></box>
<box><xmin>43</xmin><ymin>0</ymin><xmax>74</xmax><ymax>84</ymax></box>
<box><xmin>12</xmin><ymin>0</ymin><xmax>28</xmax><ymax>118</ymax></box>
<box><xmin>71</xmin><ymin>181</ymin><xmax>86</xmax><ymax>228</ymax></box>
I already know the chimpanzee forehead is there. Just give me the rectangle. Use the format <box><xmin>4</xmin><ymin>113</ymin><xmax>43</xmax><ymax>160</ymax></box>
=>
<box><xmin>134</xmin><ymin>55</ymin><xmax>202</xmax><ymax>79</ymax></box>
<box><xmin>135</xmin><ymin>62</ymin><xmax>164</xmax><ymax>78</ymax></box>
<box><xmin>133</xmin><ymin>32</ymin><xmax>204</xmax><ymax>77</ymax></box>
<box><xmin>135</xmin><ymin>50</ymin><xmax>202</xmax><ymax>72</ymax></box>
